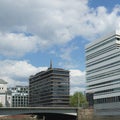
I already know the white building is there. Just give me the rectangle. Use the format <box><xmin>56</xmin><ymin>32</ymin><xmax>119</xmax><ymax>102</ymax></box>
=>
<box><xmin>85</xmin><ymin>31</ymin><xmax>120</xmax><ymax>115</ymax></box>
<box><xmin>0</xmin><ymin>79</ymin><xmax>12</xmax><ymax>107</ymax></box>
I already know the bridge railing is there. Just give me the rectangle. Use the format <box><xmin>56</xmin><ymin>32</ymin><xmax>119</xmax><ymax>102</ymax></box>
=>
<box><xmin>0</xmin><ymin>107</ymin><xmax>78</xmax><ymax>116</ymax></box>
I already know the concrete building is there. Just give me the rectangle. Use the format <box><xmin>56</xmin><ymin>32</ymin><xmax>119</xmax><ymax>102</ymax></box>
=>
<box><xmin>9</xmin><ymin>86</ymin><xmax>29</xmax><ymax>107</ymax></box>
<box><xmin>0</xmin><ymin>79</ymin><xmax>12</xmax><ymax>107</ymax></box>
<box><xmin>85</xmin><ymin>31</ymin><xmax>120</xmax><ymax>115</ymax></box>
<box><xmin>29</xmin><ymin>63</ymin><xmax>70</xmax><ymax>107</ymax></box>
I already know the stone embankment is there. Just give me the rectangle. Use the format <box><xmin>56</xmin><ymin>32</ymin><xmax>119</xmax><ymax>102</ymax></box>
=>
<box><xmin>77</xmin><ymin>109</ymin><xmax>120</xmax><ymax>120</ymax></box>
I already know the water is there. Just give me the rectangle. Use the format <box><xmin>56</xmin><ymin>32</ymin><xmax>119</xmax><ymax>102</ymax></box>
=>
<box><xmin>0</xmin><ymin>115</ymin><xmax>76</xmax><ymax>120</ymax></box>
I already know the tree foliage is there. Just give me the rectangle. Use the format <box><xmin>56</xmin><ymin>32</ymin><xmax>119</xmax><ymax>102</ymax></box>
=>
<box><xmin>0</xmin><ymin>102</ymin><xmax>3</xmax><ymax>107</ymax></box>
<box><xmin>70</xmin><ymin>92</ymin><xmax>88</xmax><ymax>107</ymax></box>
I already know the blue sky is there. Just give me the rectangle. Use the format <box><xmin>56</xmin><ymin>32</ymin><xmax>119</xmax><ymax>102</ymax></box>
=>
<box><xmin>0</xmin><ymin>0</ymin><xmax>120</xmax><ymax>94</ymax></box>
<box><xmin>89</xmin><ymin>0</ymin><xmax>120</xmax><ymax>11</ymax></box>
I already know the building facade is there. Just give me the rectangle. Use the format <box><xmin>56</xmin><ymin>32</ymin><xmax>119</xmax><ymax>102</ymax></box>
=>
<box><xmin>85</xmin><ymin>31</ymin><xmax>120</xmax><ymax>115</ymax></box>
<box><xmin>9</xmin><ymin>86</ymin><xmax>29</xmax><ymax>107</ymax></box>
<box><xmin>0</xmin><ymin>79</ymin><xmax>12</xmax><ymax>107</ymax></box>
<box><xmin>29</xmin><ymin>66</ymin><xmax>70</xmax><ymax>107</ymax></box>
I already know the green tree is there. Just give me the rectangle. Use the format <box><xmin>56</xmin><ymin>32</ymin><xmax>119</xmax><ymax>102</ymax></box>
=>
<box><xmin>70</xmin><ymin>92</ymin><xmax>88</xmax><ymax>108</ymax></box>
<box><xmin>0</xmin><ymin>102</ymin><xmax>3</xmax><ymax>107</ymax></box>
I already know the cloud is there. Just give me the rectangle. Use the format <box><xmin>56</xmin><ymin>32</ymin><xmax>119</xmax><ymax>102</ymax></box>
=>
<box><xmin>0</xmin><ymin>32</ymin><xmax>39</xmax><ymax>57</ymax></box>
<box><xmin>0</xmin><ymin>60</ymin><xmax>47</xmax><ymax>86</ymax></box>
<box><xmin>70</xmin><ymin>69</ymin><xmax>86</xmax><ymax>95</ymax></box>
<box><xmin>58</xmin><ymin>44</ymin><xmax>79</xmax><ymax>69</ymax></box>
<box><xmin>0</xmin><ymin>0</ymin><xmax>120</xmax><ymax>57</ymax></box>
<box><xmin>0</xmin><ymin>60</ymin><xmax>85</xmax><ymax>94</ymax></box>
<box><xmin>60</xmin><ymin>44</ymin><xmax>78</xmax><ymax>61</ymax></box>
<box><xmin>0</xmin><ymin>0</ymin><xmax>120</xmax><ymax>94</ymax></box>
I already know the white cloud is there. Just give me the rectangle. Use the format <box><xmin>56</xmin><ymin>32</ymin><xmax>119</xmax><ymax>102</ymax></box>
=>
<box><xmin>0</xmin><ymin>0</ymin><xmax>120</xmax><ymax>94</ymax></box>
<box><xmin>0</xmin><ymin>60</ymin><xmax>47</xmax><ymax>87</ymax></box>
<box><xmin>0</xmin><ymin>0</ymin><xmax>120</xmax><ymax>57</ymax></box>
<box><xmin>58</xmin><ymin>44</ymin><xmax>79</xmax><ymax>69</ymax></box>
<box><xmin>0</xmin><ymin>60</ymin><xmax>85</xmax><ymax>94</ymax></box>
<box><xmin>70</xmin><ymin>69</ymin><xmax>86</xmax><ymax>95</ymax></box>
<box><xmin>60</xmin><ymin>45</ymin><xmax>78</xmax><ymax>61</ymax></box>
<box><xmin>0</xmin><ymin>32</ymin><xmax>39</xmax><ymax>57</ymax></box>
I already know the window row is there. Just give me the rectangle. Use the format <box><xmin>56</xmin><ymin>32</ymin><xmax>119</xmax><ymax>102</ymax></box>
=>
<box><xmin>86</xmin><ymin>37</ymin><xmax>115</xmax><ymax>53</ymax></box>
<box><xmin>86</xmin><ymin>44</ymin><xmax>116</xmax><ymax>60</ymax></box>
<box><xmin>87</xmin><ymin>68</ymin><xmax>120</xmax><ymax>81</ymax></box>
<box><xmin>86</xmin><ymin>52</ymin><xmax>120</xmax><ymax>68</ymax></box>
<box><xmin>87</xmin><ymin>60</ymin><xmax>120</xmax><ymax>75</ymax></box>
<box><xmin>94</xmin><ymin>96</ymin><xmax>120</xmax><ymax>104</ymax></box>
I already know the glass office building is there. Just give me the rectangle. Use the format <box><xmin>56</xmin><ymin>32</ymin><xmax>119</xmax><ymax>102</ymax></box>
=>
<box><xmin>85</xmin><ymin>31</ymin><xmax>120</xmax><ymax>115</ymax></box>
<box><xmin>29</xmin><ymin>66</ymin><xmax>70</xmax><ymax>107</ymax></box>
<box><xmin>9</xmin><ymin>86</ymin><xmax>29</xmax><ymax>107</ymax></box>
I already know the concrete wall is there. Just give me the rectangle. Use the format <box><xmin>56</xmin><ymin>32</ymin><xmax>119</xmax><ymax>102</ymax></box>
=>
<box><xmin>0</xmin><ymin>84</ymin><xmax>7</xmax><ymax>93</ymax></box>
<box><xmin>0</xmin><ymin>94</ymin><xmax>6</xmax><ymax>106</ymax></box>
<box><xmin>94</xmin><ymin>102</ymin><xmax>120</xmax><ymax>116</ymax></box>
<box><xmin>94</xmin><ymin>116</ymin><xmax>120</xmax><ymax>120</ymax></box>
<box><xmin>77</xmin><ymin>109</ymin><xmax>120</xmax><ymax>120</ymax></box>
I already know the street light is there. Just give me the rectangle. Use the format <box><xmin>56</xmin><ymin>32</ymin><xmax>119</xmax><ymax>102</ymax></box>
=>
<box><xmin>77</xmin><ymin>92</ymin><xmax>80</xmax><ymax>108</ymax></box>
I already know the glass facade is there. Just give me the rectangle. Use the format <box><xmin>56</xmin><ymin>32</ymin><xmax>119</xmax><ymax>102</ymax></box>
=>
<box><xmin>29</xmin><ymin>68</ymin><xmax>70</xmax><ymax>107</ymax></box>
<box><xmin>86</xmin><ymin>31</ymin><xmax>120</xmax><ymax>115</ymax></box>
<box><xmin>9</xmin><ymin>86</ymin><xmax>29</xmax><ymax>107</ymax></box>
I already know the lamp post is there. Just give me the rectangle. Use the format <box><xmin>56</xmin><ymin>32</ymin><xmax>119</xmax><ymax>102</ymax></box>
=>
<box><xmin>77</xmin><ymin>92</ymin><xmax>80</xmax><ymax>108</ymax></box>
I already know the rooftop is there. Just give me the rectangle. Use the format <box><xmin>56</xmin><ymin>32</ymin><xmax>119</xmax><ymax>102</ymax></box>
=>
<box><xmin>85</xmin><ymin>30</ymin><xmax>120</xmax><ymax>48</ymax></box>
<box><xmin>0</xmin><ymin>79</ymin><xmax>7</xmax><ymax>84</ymax></box>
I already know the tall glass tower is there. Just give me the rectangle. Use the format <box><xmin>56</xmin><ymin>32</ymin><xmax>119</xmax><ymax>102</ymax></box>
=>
<box><xmin>86</xmin><ymin>31</ymin><xmax>120</xmax><ymax>115</ymax></box>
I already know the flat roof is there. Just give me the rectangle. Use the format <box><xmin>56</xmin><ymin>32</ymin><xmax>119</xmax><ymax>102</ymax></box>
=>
<box><xmin>85</xmin><ymin>30</ymin><xmax>120</xmax><ymax>49</ymax></box>
<box><xmin>0</xmin><ymin>79</ymin><xmax>7</xmax><ymax>84</ymax></box>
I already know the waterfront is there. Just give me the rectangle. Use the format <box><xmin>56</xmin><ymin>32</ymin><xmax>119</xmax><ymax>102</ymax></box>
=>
<box><xmin>1</xmin><ymin>115</ymin><xmax>120</xmax><ymax>120</ymax></box>
<box><xmin>0</xmin><ymin>114</ymin><xmax>76</xmax><ymax>120</ymax></box>
<box><xmin>1</xmin><ymin>109</ymin><xmax>120</xmax><ymax>120</ymax></box>
<box><xmin>0</xmin><ymin>115</ymin><xmax>36</xmax><ymax>120</ymax></box>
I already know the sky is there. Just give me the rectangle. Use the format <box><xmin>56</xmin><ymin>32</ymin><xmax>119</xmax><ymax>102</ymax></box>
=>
<box><xmin>0</xmin><ymin>0</ymin><xmax>120</xmax><ymax>94</ymax></box>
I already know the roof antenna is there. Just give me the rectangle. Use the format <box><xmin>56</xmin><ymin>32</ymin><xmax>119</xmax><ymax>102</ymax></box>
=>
<box><xmin>50</xmin><ymin>60</ymin><xmax>52</xmax><ymax>69</ymax></box>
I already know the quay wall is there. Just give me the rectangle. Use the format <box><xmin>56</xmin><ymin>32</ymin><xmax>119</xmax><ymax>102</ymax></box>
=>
<box><xmin>77</xmin><ymin>109</ymin><xmax>120</xmax><ymax>120</ymax></box>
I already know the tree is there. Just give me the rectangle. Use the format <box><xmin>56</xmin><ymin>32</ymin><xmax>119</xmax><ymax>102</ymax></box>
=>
<box><xmin>0</xmin><ymin>102</ymin><xmax>3</xmax><ymax>107</ymax></box>
<box><xmin>70</xmin><ymin>92</ymin><xmax>88</xmax><ymax>108</ymax></box>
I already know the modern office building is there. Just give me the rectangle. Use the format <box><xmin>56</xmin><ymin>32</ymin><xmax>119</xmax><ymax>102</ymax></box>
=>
<box><xmin>0</xmin><ymin>79</ymin><xmax>12</xmax><ymax>107</ymax></box>
<box><xmin>9</xmin><ymin>86</ymin><xmax>29</xmax><ymax>107</ymax></box>
<box><xmin>29</xmin><ymin>63</ymin><xmax>70</xmax><ymax>107</ymax></box>
<box><xmin>85</xmin><ymin>31</ymin><xmax>120</xmax><ymax>115</ymax></box>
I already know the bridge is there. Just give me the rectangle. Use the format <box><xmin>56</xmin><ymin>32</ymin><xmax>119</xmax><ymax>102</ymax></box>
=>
<box><xmin>0</xmin><ymin>107</ymin><xmax>78</xmax><ymax>120</ymax></box>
